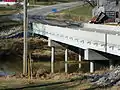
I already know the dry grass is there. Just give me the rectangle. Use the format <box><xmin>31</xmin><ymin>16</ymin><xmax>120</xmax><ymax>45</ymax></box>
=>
<box><xmin>0</xmin><ymin>77</ymin><xmax>120</xmax><ymax>90</ymax></box>
<box><xmin>0</xmin><ymin>74</ymin><xmax>86</xmax><ymax>90</ymax></box>
<box><xmin>47</xmin><ymin>4</ymin><xmax>93</xmax><ymax>22</ymax></box>
<box><xmin>0</xmin><ymin>6</ymin><xmax>21</xmax><ymax>15</ymax></box>
<box><xmin>0</xmin><ymin>78</ymin><xmax>58</xmax><ymax>89</ymax></box>
<box><xmin>0</xmin><ymin>10</ymin><xmax>18</xmax><ymax>15</ymax></box>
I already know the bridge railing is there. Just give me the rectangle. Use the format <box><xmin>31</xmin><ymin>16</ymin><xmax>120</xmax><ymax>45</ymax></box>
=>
<box><xmin>84</xmin><ymin>23</ymin><xmax>120</xmax><ymax>31</ymax></box>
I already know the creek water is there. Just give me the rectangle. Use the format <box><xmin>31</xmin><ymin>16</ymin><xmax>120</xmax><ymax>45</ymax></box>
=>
<box><xmin>32</xmin><ymin>54</ymin><xmax>110</xmax><ymax>73</ymax></box>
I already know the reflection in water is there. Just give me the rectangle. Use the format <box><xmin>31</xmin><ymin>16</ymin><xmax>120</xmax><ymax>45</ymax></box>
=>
<box><xmin>33</xmin><ymin>61</ymin><xmax>89</xmax><ymax>73</ymax></box>
<box><xmin>33</xmin><ymin>58</ymin><xmax>112</xmax><ymax>74</ymax></box>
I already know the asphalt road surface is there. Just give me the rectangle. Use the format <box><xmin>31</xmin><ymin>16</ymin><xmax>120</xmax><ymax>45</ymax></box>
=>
<box><xmin>8</xmin><ymin>1</ymin><xmax>83</xmax><ymax>22</ymax></box>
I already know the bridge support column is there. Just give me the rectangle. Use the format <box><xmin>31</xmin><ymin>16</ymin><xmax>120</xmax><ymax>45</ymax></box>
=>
<box><xmin>48</xmin><ymin>38</ymin><xmax>55</xmax><ymax>73</ymax></box>
<box><xmin>79</xmin><ymin>49</ymin><xmax>82</xmax><ymax>69</ymax></box>
<box><xmin>65</xmin><ymin>49</ymin><xmax>68</xmax><ymax>73</ymax></box>
<box><xmin>51</xmin><ymin>46</ymin><xmax>55</xmax><ymax>73</ymax></box>
<box><xmin>48</xmin><ymin>38</ymin><xmax>52</xmax><ymax>47</ymax></box>
<box><xmin>109</xmin><ymin>60</ymin><xmax>114</xmax><ymax>70</ymax></box>
<box><xmin>90</xmin><ymin>61</ymin><xmax>94</xmax><ymax>73</ymax></box>
<box><xmin>85</xmin><ymin>49</ymin><xmax>108</xmax><ymax>60</ymax></box>
<box><xmin>84</xmin><ymin>49</ymin><xmax>108</xmax><ymax>73</ymax></box>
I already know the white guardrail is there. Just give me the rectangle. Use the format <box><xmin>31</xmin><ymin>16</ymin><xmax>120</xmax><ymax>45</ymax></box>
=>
<box><xmin>33</xmin><ymin>23</ymin><xmax>120</xmax><ymax>56</ymax></box>
<box><xmin>84</xmin><ymin>23</ymin><xmax>120</xmax><ymax>31</ymax></box>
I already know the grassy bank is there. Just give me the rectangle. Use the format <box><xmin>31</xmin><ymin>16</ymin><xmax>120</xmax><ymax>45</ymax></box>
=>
<box><xmin>29</xmin><ymin>1</ymin><xmax>58</xmax><ymax>5</ymax></box>
<box><xmin>0</xmin><ymin>6</ymin><xmax>21</xmax><ymax>15</ymax></box>
<box><xmin>47</xmin><ymin>4</ymin><xmax>93</xmax><ymax>22</ymax></box>
<box><xmin>0</xmin><ymin>9</ymin><xmax>18</xmax><ymax>15</ymax></box>
<box><xmin>62</xmin><ymin>4</ymin><xmax>93</xmax><ymax>19</ymax></box>
<box><xmin>29</xmin><ymin>0</ymin><xmax>74</xmax><ymax>5</ymax></box>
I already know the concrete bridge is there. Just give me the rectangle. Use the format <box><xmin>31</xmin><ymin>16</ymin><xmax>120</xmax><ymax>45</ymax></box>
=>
<box><xmin>0</xmin><ymin>20</ymin><xmax>120</xmax><ymax>73</ymax></box>
<box><xmin>1</xmin><ymin>0</ymin><xmax>119</xmax><ymax>73</ymax></box>
<box><xmin>32</xmin><ymin>22</ymin><xmax>120</xmax><ymax>73</ymax></box>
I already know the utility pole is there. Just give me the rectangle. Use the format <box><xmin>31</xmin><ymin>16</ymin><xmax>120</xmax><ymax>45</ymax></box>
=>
<box><xmin>23</xmin><ymin>0</ymin><xmax>28</xmax><ymax>75</ymax></box>
<box><xmin>119</xmin><ymin>0</ymin><xmax>120</xmax><ymax>23</ymax></box>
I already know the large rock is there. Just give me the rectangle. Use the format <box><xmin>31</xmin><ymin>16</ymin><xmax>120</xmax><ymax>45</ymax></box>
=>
<box><xmin>90</xmin><ymin>66</ymin><xmax>120</xmax><ymax>87</ymax></box>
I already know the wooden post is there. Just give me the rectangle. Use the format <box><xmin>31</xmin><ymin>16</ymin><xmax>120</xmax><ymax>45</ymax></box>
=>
<box><xmin>28</xmin><ymin>52</ymin><xmax>33</xmax><ymax>79</ymax></box>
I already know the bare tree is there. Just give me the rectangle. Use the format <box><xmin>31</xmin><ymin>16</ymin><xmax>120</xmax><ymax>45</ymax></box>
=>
<box><xmin>116</xmin><ymin>0</ymin><xmax>119</xmax><ymax>5</ymax></box>
<box><xmin>82</xmin><ymin>0</ymin><xmax>97</xmax><ymax>7</ymax></box>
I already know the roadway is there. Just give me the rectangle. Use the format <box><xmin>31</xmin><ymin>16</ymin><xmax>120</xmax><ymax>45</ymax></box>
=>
<box><xmin>9</xmin><ymin>1</ymin><xmax>83</xmax><ymax>21</ymax></box>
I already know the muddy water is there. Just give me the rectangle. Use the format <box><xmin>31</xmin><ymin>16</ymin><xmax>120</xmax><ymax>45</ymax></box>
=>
<box><xmin>32</xmin><ymin>59</ymin><xmax>89</xmax><ymax>73</ymax></box>
<box><xmin>32</xmin><ymin>53</ymin><xmax>109</xmax><ymax>73</ymax></box>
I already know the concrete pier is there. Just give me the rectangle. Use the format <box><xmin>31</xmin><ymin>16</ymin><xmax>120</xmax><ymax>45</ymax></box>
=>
<box><xmin>51</xmin><ymin>46</ymin><xmax>55</xmax><ymax>73</ymax></box>
<box><xmin>48</xmin><ymin>38</ymin><xmax>52</xmax><ymax>47</ymax></box>
<box><xmin>79</xmin><ymin>52</ymin><xmax>82</xmax><ymax>68</ymax></box>
<box><xmin>90</xmin><ymin>61</ymin><xmax>94</xmax><ymax>73</ymax></box>
<box><xmin>65</xmin><ymin>49</ymin><xmax>68</xmax><ymax>73</ymax></box>
<box><xmin>109</xmin><ymin>60</ymin><xmax>114</xmax><ymax>70</ymax></box>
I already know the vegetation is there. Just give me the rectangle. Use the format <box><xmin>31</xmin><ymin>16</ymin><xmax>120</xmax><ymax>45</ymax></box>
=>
<box><xmin>0</xmin><ymin>10</ymin><xmax>17</xmax><ymax>15</ymax></box>
<box><xmin>28</xmin><ymin>0</ymin><xmax>97</xmax><ymax>6</ymax></box>
<box><xmin>62</xmin><ymin>4</ymin><xmax>93</xmax><ymax>19</ymax></box>
<box><xmin>82</xmin><ymin>0</ymin><xmax>97</xmax><ymax>7</ymax></box>
<box><xmin>34</xmin><ymin>0</ymin><xmax>74</xmax><ymax>3</ymax></box>
<box><xmin>47</xmin><ymin>4</ymin><xmax>93</xmax><ymax>22</ymax></box>
<box><xmin>29</xmin><ymin>0</ymin><xmax>74</xmax><ymax>5</ymax></box>
<box><xmin>0</xmin><ymin>5</ymin><xmax>22</xmax><ymax>15</ymax></box>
